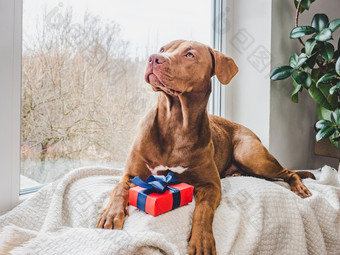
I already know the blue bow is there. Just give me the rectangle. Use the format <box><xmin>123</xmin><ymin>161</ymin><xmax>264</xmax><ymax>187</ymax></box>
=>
<box><xmin>130</xmin><ymin>172</ymin><xmax>179</xmax><ymax>193</ymax></box>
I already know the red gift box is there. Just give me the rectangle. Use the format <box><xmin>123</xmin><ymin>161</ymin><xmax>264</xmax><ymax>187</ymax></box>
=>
<box><xmin>129</xmin><ymin>182</ymin><xmax>194</xmax><ymax>216</ymax></box>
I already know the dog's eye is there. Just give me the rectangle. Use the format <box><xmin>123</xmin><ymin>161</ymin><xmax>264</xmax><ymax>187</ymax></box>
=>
<box><xmin>160</xmin><ymin>48</ymin><xmax>164</xmax><ymax>53</ymax></box>
<box><xmin>185</xmin><ymin>52</ymin><xmax>194</xmax><ymax>58</ymax></box>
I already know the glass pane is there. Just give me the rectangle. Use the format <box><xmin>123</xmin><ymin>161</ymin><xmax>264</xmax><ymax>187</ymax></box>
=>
<box><xmin>21</xmin><ymin>0</ymin><xmax>211</xmax><ymax>191</ymax></box>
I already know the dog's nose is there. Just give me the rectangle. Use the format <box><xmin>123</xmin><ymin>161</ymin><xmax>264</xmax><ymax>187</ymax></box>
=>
<box><xmin>148</xmin><ymin>54</ymin><xmax>166</xmax><ymax>65</ymax></box>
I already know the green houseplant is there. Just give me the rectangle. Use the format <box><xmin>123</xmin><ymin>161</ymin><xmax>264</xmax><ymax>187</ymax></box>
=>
<box><xmin>270</xmin><ymin>0</ymin><xmax>340</xmax><ymax>148</ymax></box>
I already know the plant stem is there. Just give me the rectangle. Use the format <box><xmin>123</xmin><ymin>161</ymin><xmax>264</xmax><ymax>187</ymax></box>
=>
<box><xmin>295</xmin><ymin>2</ymin><xmax>305</xmax><ymax>47</ymax></box>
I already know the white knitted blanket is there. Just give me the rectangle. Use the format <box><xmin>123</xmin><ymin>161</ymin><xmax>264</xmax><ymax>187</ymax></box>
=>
<box><xmin>0</xmin><ymin>165</ymin><xmax>339</xmax><ymax>255</ymax></box>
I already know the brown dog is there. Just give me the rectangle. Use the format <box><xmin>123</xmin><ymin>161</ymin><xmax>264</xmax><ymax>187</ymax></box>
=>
<box><xmin>97</xmin><ymin>40</ymin><xmax>315</xmax><ymax>254</ymax></box>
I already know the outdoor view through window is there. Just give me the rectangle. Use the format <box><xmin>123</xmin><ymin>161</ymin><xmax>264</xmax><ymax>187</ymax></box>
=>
<box><xmin>21</xmin><ymin>0</ymin><xmax>211</xmax><ymax>191</ymax></box>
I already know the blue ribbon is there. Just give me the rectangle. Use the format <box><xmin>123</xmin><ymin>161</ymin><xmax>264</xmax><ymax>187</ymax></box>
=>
<box><xmin>131</xmin><ymin>172</ymin><xmax>181</xmax><ymax>214</ymax></box>
<box><xmin>130</xmin><ymin>172</ymin><xmax>179</xmax><ymax>193</ymax></box>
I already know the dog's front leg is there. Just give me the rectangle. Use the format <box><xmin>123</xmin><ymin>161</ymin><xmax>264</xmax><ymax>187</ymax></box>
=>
<box><xmin>97</xmin><ymin>151</ymin><xmax>150</xmax><ymax>229</ymax></box>
<box><xmin>188</xmin><ymin>181</ymin><xmax>221</xmax><ymax>255</ymax></box>
<box><xmin>96</xmin><ymin>174</ymin><xmax>132</xmax><ymax>229</ymax></box>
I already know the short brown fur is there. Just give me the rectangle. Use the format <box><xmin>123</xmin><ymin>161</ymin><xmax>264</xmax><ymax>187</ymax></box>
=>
<box><xmin>97</xmin><ymin>40</ymin><xmax>315</xmax><ymax>255</ymax></box>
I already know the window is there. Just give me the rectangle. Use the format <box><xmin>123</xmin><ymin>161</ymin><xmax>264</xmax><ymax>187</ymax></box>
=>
<box><xmin>20</xmin><ymin>0</ymin><xmax>212</xmax><ymax>193</ymax></box>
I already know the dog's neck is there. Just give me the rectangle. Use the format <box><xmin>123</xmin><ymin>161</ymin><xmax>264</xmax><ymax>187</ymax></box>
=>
<box><xmin>156</xmin><ymin>84</ymin><xmax>211</xmax><ymax>131</ymax></box>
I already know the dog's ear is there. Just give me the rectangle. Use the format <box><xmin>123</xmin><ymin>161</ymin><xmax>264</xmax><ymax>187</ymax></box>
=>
<box><xmin>209</xmin><ymin>49</ymin><xmax>238</xmax><ymax>85</ymax></box>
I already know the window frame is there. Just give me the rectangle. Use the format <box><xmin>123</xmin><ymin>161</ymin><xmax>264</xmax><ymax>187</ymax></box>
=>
<box><xmin>210</xmin><ymin>0</ymin><xmax>231</xmax><ymax>119</ymax></box>
<box><xmin>0</xmin><ymin>0</ymin><xmax>228</xmax><ymax>213</ymax></box>
<box><xmin>0</xmin><ymin>0</ymin><xmax>22</xmax><ymax>214</ymax></box>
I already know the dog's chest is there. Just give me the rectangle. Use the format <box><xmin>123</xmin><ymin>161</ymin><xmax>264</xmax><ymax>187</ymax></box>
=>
<box><xmin>146</xmin><ymin>164</ymin><xmax>188</xmax><ymax>175</ymax></box>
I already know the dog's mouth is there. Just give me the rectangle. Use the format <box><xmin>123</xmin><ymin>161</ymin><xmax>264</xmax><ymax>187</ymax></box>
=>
<box><xmin>146</xmin><ymin>73</ymin><xmax>182</xmax><ymax>96</ymax></box>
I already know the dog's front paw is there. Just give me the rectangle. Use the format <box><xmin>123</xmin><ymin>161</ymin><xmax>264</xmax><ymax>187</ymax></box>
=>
<box><xmin>290</xmin><ymin>180</ymin><xmax>312</xmax><ymax>198</ymax></box>
<box><xmin>96</xmin><ymin>202</ymin><xmax>128</xmax><ymax>230</ymax></box>
<box><xmin>188</xmin><ymin>229</ymin><xmax>216</xmax><ymax>255</ymax></box>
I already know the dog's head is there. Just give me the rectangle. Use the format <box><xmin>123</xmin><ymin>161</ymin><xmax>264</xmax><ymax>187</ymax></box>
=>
<box><xmin>145</xmin><ymin>40</ymin><xmax>238</xmax><ymax>96</ymax></box>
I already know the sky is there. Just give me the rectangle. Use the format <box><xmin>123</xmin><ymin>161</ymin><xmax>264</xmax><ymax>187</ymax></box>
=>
<box><xmin>23</xmin><ymin>0</ymin><xmax>212</xmax><ymax>58</ymax></box>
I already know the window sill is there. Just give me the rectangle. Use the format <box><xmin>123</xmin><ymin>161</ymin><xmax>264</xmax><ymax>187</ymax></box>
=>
<box><xmin>19</xmin><ymin>192</ymin><xmax>36</xmax><ymax>204</ymax></box>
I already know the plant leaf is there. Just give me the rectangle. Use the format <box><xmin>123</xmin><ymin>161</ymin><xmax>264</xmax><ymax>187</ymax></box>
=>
<box><xmin>321</xmin><ymin>42</ymin><xmax>335</xmax><ymax>61</ymax></box>
<box><xmin>291</xmin><ymin>81</ymin><xmax>302</xmax><ymax>103</ymax></box>
<box><xmin>292</xmin><ymin>72</ymin><xmax>306</xmax><ymax>84</ymax></box>
<box><xmin>290</xmin><ymin>53</ymin><xmax>308</xmax><ymax>69</ymax></box>
<box><xmin>270</xmin><ymin>66</ymin><xmax>294</xmax><ymax>80</ymax></box>
<box><xmin>300</xmin><ymin>0</ymin><xmax>312</xmax><ymax>10</ymax></box>
<box><xmin>330</xmin><ymin>136</ymin><xmax>340</xmax><ymax>148</ymax></box>
<box><xmin>331</xmin><ymin>111</ymin><xmax>338</xmax><ymax>124</ymax></box>
<box><xmin>295</xmin><ymin>0</ymin><xmax>316</xmax><ymax>13</ymax></box>
<box><xmin>337</xmin><ymin>108</ymin><xmax>340</xmax><ymax>125</ymax></box>
<box><xmin>316</xmin><ymin>73</ymin><xmax>338</xmax><ymax>87</ymax></box>
<box><xmin>336</xmin><ymin>57</ymin><xmax>340</xmax><ymax>75</ymax></box>
<box><xmin>329</xmin><ymin>93</ymin><xmax>338</xmax><ymax>110</ymax></box>
<box><xmin>329</xmin><ymin>82</ymin><xmax>340</xmax><ymax>94</ymax></box>
<box><xmin>329</xmin><ymin>19</ymin><xmax>340</xmax><ymax>32</ymax></box>
<box><xmin>289</xmin><ymin>53</ymin><xmax>299</xmax><ymax>68</ymax></box>
<box><xmin>315</xmin><ymin>28</ymin><xmax>333</xmax><ymax>41</ymax></box>
<box><xmin>319</xmin><ymin>83</ymin><xmax>332</xmax><ymax>98</ymax></box>
<box><xmin>311</xmin><ymin>68</ymin><xmax>321</xmax><ymax>81</ymax></box>
<box><xmin>314</xmin><ymin>119</ymin><xmax>332</xmax><ymax>131</ymax></box>
<box><xmin>329</xmin><ymin>85</ymin><xmax>337</xmax><ymax>95</ymax></box>
<box><xmin>316</xmin><ymin>126</ymin><xmax>336</xmax><ymax>141</ymax></box>
<box><xmin>291</xmin><ymin>91</ymin><xmax>299</xmax><ymax>103</ymax></box>
<box><xmin>290</xmin><ymin>26</ymin><xmax>318</xmax><ymax>39</ymax></box>
<box><xmin>305</xmin><ymin>73</ymin><xmax>312</xmax><ymax>88</ymax></box>
<box><xmin>316</xmin><ymin>105</ymin><xmax>332</xmax><ymax>121</ymax></box>
<box><xmin>292</xmin><ymin>71</ymin><xmax>311</xmax><ymax>88</ymax></box>
<box><xmin>306</xmin><ymin>53</ymin><xmax>318</xmax><ymax>68</ymax></box>
<box><xmin>333</xmin><ymin>136</ymin><xmax>340</xmax><ymax>142</ymax></box>
<box><xmin>309</xmin><ymin>82</ymin><xmax>333</xmax><ymax>110</ymax></box>
<box><xmin>336</xmin><ymin>108</ymin><xmax>340</xmax><ymax>125</ymax></box>
<box><xmin>305</xmin><ymin>39</ymin><xmax>317</xmax><ymax>56</ymax></box>
<box><xmin>311</xmin><ymin>13</ymin><xmax>329</xmax><ymax>31</ymax></box>
<box><xmin>332</xmin><ymin>82</ymin><xmax>340</xmax><ymax>96</ymax></box>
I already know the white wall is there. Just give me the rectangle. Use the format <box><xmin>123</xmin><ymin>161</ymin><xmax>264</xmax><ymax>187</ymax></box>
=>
<box><xmin>227</xmin><ymin>0</ymin><xmax>339</xmax><ymax>169</ymax></box>
<box><xmin>228</xmin><ymin>0</ymin><xmax>272</xmax><ymax>148</ymax></box>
